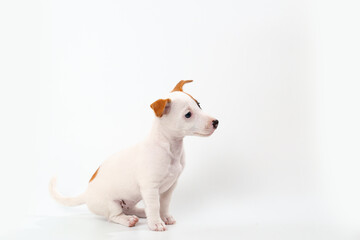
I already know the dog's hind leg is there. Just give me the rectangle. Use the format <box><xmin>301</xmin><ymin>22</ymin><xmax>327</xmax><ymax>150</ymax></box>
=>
<box><xmin>108</xmin><ymin>201</ymin><xmax>139</xmax><ymax>227</ymax></box>
<box><xmin>126</xmin><ymin>206</ymin><xmax>147</xmax><ymax>218</ymax></box>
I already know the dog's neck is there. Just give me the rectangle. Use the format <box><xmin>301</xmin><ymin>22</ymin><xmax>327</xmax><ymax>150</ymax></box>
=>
<box><xmin>148</xmin><ymin>119</ymin><xmax>184</xmax><ymax>159</ymax></box>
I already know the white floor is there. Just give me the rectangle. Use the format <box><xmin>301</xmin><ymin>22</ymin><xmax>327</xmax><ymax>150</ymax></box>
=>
<box><xmin>2</xmin><ymin>200</ymin><xmax>358</xmax><ymax>240</ymax></box>
<box><xmin>1</xmin><ymin>214</ymin><xmax>356</xmax><ymax>240</ymax></box>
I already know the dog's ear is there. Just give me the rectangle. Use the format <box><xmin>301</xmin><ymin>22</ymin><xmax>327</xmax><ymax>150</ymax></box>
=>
<box><xmin>171</xmin><ymin>80</ymin><xmax>193</xmax><ymax>92</ymax></box>
<box><xmin>150</xmin><ymin>98</ymin><xmax>171</xmax><ymax>117</ymax></box>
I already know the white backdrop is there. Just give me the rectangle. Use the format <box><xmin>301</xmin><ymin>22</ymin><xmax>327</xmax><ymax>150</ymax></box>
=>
<box><xmin>0</xmin><ymin>0</ymin><xmax>359</xmax><ymax>239</ymax></box>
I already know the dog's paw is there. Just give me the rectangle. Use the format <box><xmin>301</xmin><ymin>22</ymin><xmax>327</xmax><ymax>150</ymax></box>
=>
<box><xmin>127</xmin><ymin>216</ymin><xmax>139</xmax><ymax>227</ymax></box>
<box><xmin>161</xmin><ymin>215</ymin><xmax>176</xmax><ymax>225</ymax></box>
<box><xmin>148</xmin><ymin>220</ymin><xmax>166</xmax><ymax>231</ymax></box>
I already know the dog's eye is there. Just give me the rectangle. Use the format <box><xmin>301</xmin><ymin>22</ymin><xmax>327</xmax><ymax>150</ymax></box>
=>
<box><xmin>185</xmin><ymin>112</ymin><xmax>192</xmax><ymax>118</ymax></box>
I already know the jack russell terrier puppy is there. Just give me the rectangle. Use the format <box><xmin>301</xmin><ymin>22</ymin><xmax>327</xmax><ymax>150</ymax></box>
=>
<box><xmin>49</xmin><ymin>80</ymin><xmax>219</xmax><ymax>231</ymax></box>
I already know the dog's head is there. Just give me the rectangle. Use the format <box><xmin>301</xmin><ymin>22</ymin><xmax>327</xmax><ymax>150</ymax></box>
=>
<box><xmin>150</xmin><ymin>80</ymin><xmax>218</xmax><ymax>137</ymax></box>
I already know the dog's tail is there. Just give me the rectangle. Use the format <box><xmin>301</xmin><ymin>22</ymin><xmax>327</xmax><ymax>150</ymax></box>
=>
<box><xmin>49</xmin><ymin>177</ymin><xmax>86</xmax><ymax>206</ymax></box>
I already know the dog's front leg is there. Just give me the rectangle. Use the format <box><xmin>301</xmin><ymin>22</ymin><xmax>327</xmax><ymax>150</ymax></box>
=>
<box><xmin>141</xmin><ymin>188</ymin><xmax>166</xmax><ymax>231</ymax></box>
<box><xmin>160</xmin><ymin>182</ymin><xmax>177</xmax><ymax>225</ymax></box>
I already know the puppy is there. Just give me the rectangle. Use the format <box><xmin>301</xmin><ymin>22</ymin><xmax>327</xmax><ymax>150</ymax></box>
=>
<box><xmin>49</xmin><ymin>80</ymin><xmax>219</xmax><ymax>231</ymax></box>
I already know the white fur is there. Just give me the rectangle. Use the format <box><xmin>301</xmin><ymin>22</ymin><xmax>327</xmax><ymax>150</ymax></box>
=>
<box><xmin>49</xmin><ymin>90</ymin><xmax>218</xmax><ymax>231</ymax></box>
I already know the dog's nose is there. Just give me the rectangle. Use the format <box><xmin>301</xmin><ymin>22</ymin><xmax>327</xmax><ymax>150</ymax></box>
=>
<box><xmin>212</xmin><ymin>119</ymin><xmax>219</xmax><ymax>129</ymax></box>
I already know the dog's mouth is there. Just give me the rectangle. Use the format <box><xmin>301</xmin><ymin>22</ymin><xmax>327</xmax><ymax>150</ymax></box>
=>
<box><xmin>193</xmin><ymin>130</ymin><xmax>214</xmax><ymax>137</ymax></box>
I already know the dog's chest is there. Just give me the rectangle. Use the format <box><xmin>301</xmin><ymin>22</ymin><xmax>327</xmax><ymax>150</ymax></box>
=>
<box><xmin>159</xmin><ymin>158</ymin><xmax>183</xmax><ymax>193</ymax></box>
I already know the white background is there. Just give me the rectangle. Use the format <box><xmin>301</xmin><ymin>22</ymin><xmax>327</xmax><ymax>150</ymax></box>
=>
<box><xmin>1</xmin><ymin>0</ymin><xmax>360</xmax><ymax>239</ymax></box>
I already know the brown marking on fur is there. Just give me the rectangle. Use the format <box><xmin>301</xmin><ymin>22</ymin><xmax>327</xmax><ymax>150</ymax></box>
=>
<box><xmin>171</xmin><ymin>80</ymin><xmax>193</xmax><ymax>92</ymax></box>
<box><xmin>171</xmin><ymin>80</ymin><xmax>201</xmax><ymax>108</ymax></box>
<box><xmin>89</xmin><ymin>167</ymin><xmax>100</xmax><ymax>182</ymax></box>
<box><xmin>150</xmin><ymin>98</ymin><xmax>171</xmax><ymax>117</ymax></box>
<box><xmin>183</xmin><ymin>92</ymin><xmax>201</xmax><ymax>108</ymax></box>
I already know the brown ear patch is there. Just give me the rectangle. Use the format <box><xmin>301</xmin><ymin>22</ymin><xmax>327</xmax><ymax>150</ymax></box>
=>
<box><xmin>150</xmin><ymin>98</ymin><xmax>171</xmax><ymax>117</ymax></box>
<box><xmin>89</xmin><ymin>167</ymin><xmax>100</xmax><ymax>182</ymax></box>
<box><xmin>171</xmin><ymin>80</ymin><xmax>201</xmax><ymax>108</ymax></box>
<box><xmin>171</xmin><ymin>80</ymin><xmax>193</xmax><ymax>92</ymax></box>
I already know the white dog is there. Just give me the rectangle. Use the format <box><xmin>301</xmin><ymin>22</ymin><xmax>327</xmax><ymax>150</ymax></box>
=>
<box><xmin>49</xmin><ymin>80</ymin><xmax>219</xmax><ymax>231</ymax></box>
